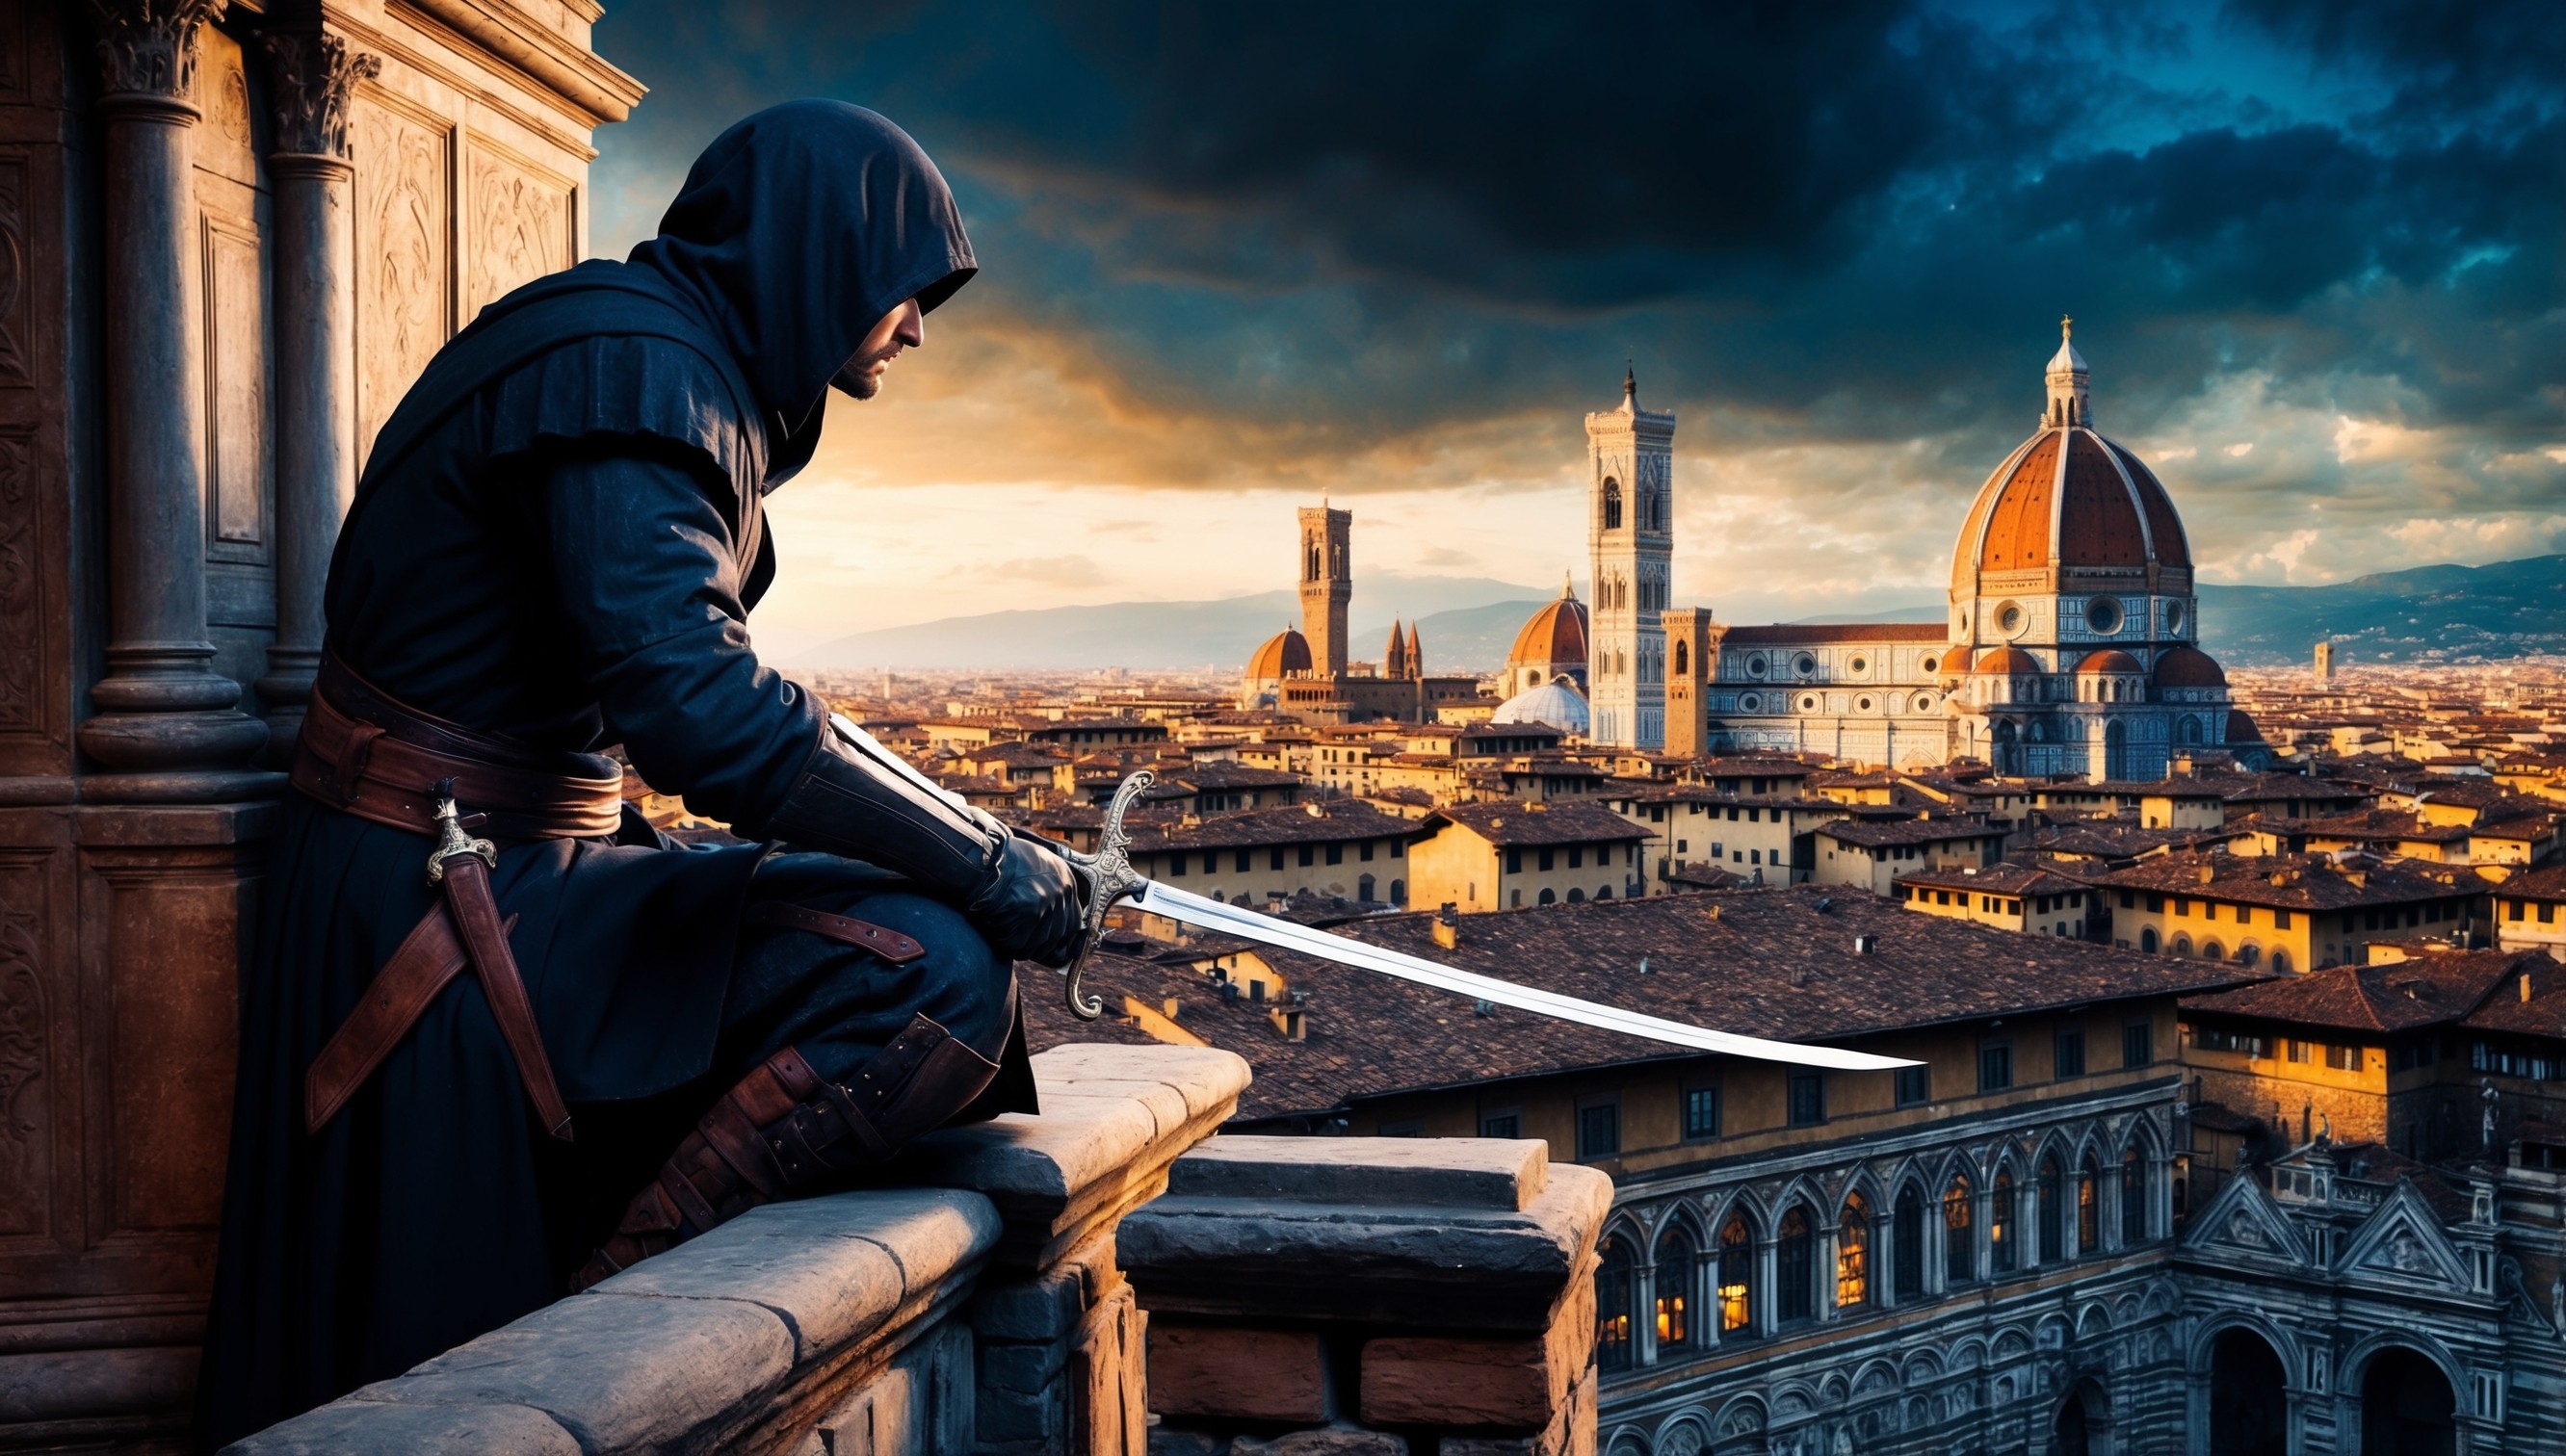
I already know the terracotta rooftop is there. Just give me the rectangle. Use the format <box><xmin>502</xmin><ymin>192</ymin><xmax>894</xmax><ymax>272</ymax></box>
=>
<box><xmin>1417</xmin><ymin>801</ymin><xmax>1653</xmax><ymax>848</ymax></box>
<box><xmin>1815</xmin><ymin>817</ymin><xmax>2008</xmax><ymax>849</ymax></box>
<box><xmin>2179</xmin><ymin>949</ymin><xmax>2542</xmax><ymax>1035</ymax></box>
<box><xmin>1896</xmin><ymin>862</ymin><xmax>2090</xmax><ymax>897</ymax></box>
<box><xmin>1113</xmin><ymin>801</ymin><xmax>1418</xmax><ymax>853</ymax></box>
<box><xmin>1718</xmin><ymin>624</ymin><xmax>1951</xmax><ymax>645</ymax></box>
<box><xmin>2099</xmin><ymin>849</ymin><xmax>2483</xmax><ymax>911</ymax></box>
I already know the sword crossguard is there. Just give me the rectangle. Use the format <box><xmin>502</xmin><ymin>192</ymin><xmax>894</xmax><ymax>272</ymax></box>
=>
<box><xmin>424</xmin><ymin>780</ymin><xmax>498</xmax><ymax>887</ymax></box>
<box><xmin>1060</xmin><ymin>769</ymin><xmax>1154</xmax><ymax>1020</ymax></box>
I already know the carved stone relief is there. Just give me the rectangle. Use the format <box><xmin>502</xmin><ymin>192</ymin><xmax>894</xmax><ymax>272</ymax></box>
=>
<box><xmin>353</xmin><ymin>97</ymin><xmax>451</xmax><ymax>462</ymax></box>
<box><xmin>0</xmin><ymin>431</ymin><xmax>37</xmax><ymax>734</ymax></box>
<box><xmin>262</xmin><ymin>31</ymin><xmax>379</xmax><ymax>159</ymax></box>
<box><xmin>190</xmin><ymin>28</ymin><xmax>260</xmax><ymax>188</ymax></box>
<box><xmin>202</xmin><ymin>215</ymin><xmax>267</xmax><ymax>551</ymax></box>
<box><xmin>86</xmin><ymin>0</ymin><xmax>223</xmax><ymax>100</ymax></box>
<box><xmin>0</xmin><ymin>154</ymin><xmax>25</xmax><ymax>385</ymax></box>
<box><xmin>465</xmin><ymin>145</ymin><xmax>570</xmax><ymax>320</ymax></box>
<box><xmin>0</xmin><ymin>891</ymin><xmax>45</xmax><ymax>1238</ymax></box>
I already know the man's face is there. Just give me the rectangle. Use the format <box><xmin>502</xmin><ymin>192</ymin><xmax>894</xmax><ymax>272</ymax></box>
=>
<box><xmin>832</xmin><ymin>298</ymin><xmax>925</xmax><ymax>400</ymax></box>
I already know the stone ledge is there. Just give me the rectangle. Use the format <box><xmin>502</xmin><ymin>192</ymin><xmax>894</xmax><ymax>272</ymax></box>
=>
<box><xmin>1120</xmin><ymin>1141</ymin><xmax>1611</xmax><ymax>1332</ymax></box>
<box><xmin>1168</xmin><ymin>1135</ymin><xmax>1547</xmax><ymax>1210</ymax></box>
<box><xmin>225</xmin><ymin>1186</ymin><xmax>1001</xmax><ymax>1455</ymax></box>
<box><xmin>902</xmin><ymin>1044</ymin><xmax>1251</xmax><ymax>1270</ymax></box>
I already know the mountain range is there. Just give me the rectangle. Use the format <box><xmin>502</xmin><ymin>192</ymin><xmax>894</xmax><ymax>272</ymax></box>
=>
<box><xmin>784</xmin><ymin>555</ymin><xmax>2566</xmax><ymax>673</ymax></box>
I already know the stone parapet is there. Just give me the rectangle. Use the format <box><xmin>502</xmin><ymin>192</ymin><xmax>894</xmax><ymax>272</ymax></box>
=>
<box><xmin>227</xmin><ymin>1044</ymin><xmax>1251</xmax><ymax>1456</ymax></box>
<box><xmin>1122</xmin><ymin>1136</ymin><xmax>1609</xmax><ymax>1455</ymax></box>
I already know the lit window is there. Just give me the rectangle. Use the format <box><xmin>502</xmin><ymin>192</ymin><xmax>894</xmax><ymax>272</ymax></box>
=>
<box><xmin>1717</xmin><ymin>1215</ymin><xmax>1754</xmax><ymax>1333</ymax></box>
<box><xmin>1837</xmin><ymin>1193</ymin><xmax>1872</xmax><ymax>1309</ymax></box>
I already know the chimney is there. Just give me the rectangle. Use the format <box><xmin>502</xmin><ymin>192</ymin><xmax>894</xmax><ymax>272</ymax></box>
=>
<box><xmin>2197</xmin><ymin>863</ymin><xmax>2215</xmax><ymax>884</ymax></box>
<box><xmin>1852</xmin><ymin>934</ymin><xmax>1877</xmax><ymax>955</ymax></box>
<box><xmin>1283</xmin><ymin>1007</ymin><xmax>1306</xmax><ymax>1042</ymax></box>
<box><xmin>2523</xmin><ymin>973</ymin><xmax>2534</xmax><ymax>1004</ymax></box>
<box><xmin>1433</xmin><ymin>902</ymin><xmax>1460</xmax><ymax>950</ymax></box>
<box><xmin>1163</xmin><ymin>998</ymin><xmax>1181</xmax><ymax>1021</ymax></box>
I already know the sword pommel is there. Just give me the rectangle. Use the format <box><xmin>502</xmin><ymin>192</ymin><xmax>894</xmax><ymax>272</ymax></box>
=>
<box><xmin>1061</xmin><ymin>769</ymin><xmax>1154</xmax><ymax>1020</ymax></box>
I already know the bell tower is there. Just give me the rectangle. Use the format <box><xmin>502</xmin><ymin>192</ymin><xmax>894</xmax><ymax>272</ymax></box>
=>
<box><xmin>1586</xmin><ymin>367</ymin><xmax>1676</xmax><ymax>748</ymax></box>
<box><xmin>1298</xmin><ymin>503</ymin><xmax>1351</xmax><ymax>679</ymax></box>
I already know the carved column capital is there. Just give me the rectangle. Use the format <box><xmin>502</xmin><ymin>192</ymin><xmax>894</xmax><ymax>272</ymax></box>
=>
<box><xmin>86</xmin><ymin>0</ymin><xmax>225</xmax><ymax>106</ymax></box>
<box><xmin>261</xmin><ymin>29</ymin><xmax>380</xmax><ymax>161</ymax></box>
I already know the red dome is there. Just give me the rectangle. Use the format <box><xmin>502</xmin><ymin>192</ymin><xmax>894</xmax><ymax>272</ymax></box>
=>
<box><xmin>1245</xmin><ymin>628</ymin><xmax>1312</xmax><ymax>680</ymax></box>
<box><xmin>2075</xmin><ymin>650</ymin><xmax>2143</xmax><ymax>675</ymax></box>
<box><xmin>1974</xmin><ymin>646</ymin><xmax>2040</xmax><ymax>676</ymax></box>
<box><xmin>2225</xmin><ymin>709</ymin><xmax>2265</xmax><ymax>743</ymax></box>
<box><xmin>2152</xmin><ymin>647</ymin><xmax>2227</xmax><ymax>688</ymax></box>
<box><xmin>1508</xmin><ymin>585</ymin><xmax>1589</xmax><ymax>668</ymax></box>
<box><xmin>1952</xmin><ymin>427</ymin><xmax>2190</xmax><ymax>591</ymax></box>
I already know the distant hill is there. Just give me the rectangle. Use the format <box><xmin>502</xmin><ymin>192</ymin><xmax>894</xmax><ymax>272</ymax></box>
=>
<box><xmin>2195</xmin><ymin>555</ymin><xmax>2566</xmax><ymax>665</ymax></box>
<box><xmin>779</xmin><ymin>556</ymin><xmax>2566</xmax><ymax>673</ymax></box>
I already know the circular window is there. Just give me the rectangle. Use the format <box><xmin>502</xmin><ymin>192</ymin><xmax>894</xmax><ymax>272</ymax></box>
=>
<box><xmin>1738</xmin><ymin>692</ymin><xmax>1762</xmax><ymax>713</ymax></box>
<box><xmin>1856</xmin><ymin>695</ymin><xmax>1875</xmax><ymax>713</ymax></box>
<box><xmin>1848</xmin><ymin>656</ymin><xmax>1870</xmax><ymax>676</ymax></box>
<box><xmin>1915</xmin><ymin>692</ymin><xmax>1936</xmax><ymax>712</ymax></box>
<box><xmin>1794</xmin><ymin>653</ymin><xmax>1819</xmax><ymax>677</ymax></box>
<box><xmin>2165</xmin><ymin>601</ymin><xmax>2186</xmax><ymax>634</ymax></box>
<box><xmin>1920</xmin><ymin>654</ymin><xmax>1940</xmax><ymax>674</ymax></box>
<box><xmin>2087</xmin><ymin>596</ymin><xmax>2123</xmax><ymax>635</ymax></box>
<box><xmin>1798</xmin><ymin>693</ymin><xmax>1820</xmax><ymax>714</ymax></box>
<box><xmin>1997</xmin><ymin>601</ymin><xmax>2026</xmax><ymax>636</ymax></box>
<box><xmin>1745</xmin><ymin>653</ymin><xmax>1768</xmax><ymax>678</ymax></box>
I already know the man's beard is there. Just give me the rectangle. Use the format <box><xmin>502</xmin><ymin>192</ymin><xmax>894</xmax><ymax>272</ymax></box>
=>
<box><xmin>831</xmin><ymin>351</ymin><xmax>891</xmax><ymax>400</ymax></box>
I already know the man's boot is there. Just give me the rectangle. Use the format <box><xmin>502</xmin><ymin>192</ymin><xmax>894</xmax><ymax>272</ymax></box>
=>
<box><xmin>571</xmin><ymin>1011</ymin><xmax>1000</xmax><ymax>1290</ymax></box>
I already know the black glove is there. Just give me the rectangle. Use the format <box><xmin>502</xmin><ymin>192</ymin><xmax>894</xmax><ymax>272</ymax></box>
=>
<box><xmin>966</xmin><ymin>834</ymin><xmax>1085</xmax><ymax>967</ymax></box>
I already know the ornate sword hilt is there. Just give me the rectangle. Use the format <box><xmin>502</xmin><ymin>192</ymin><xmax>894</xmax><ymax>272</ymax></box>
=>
<box><xmin>425</xmin><ymin>778</ymin><xmax>498</xmax><ymax>887</ymax></box>
<box><xmin>1060</xmin><ymin>769</ymin><xmax>1154</xmax><ymax>1020</ymax></box>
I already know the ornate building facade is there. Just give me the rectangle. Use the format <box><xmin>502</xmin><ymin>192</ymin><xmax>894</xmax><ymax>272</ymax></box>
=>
<box><xmin>1629</xmin><ymin>326</ymin><xmax>2268</xmax><ymax>776</ymax></box>
<box><xmin>0</xmin><ymin>2</ymin><xmax>637</xmax><ymax>1444</ymax></box>
<box><xmin>1241</xmin><ymin>504</ymin><xmax>1479</xmax><ymax>723</ymax></box>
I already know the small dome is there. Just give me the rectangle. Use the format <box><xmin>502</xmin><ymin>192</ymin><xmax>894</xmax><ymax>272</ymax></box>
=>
<box><xmin>1492</xmin><ymin>680</ymin><xmax>1589</xmax><ymax>735</ymax></box>
<box><xmin>2153</xmin><ymin>646</ymin><xmax>2227</xmax><ymax>689</ymax></box>
<box><xmin>1245</xmin><ymin>627</ymin><xmax>1312</xmax><ymax>680</ymax></box>
<box><xmin>2226</xmin><ymin>709</ymin><xmax>2265</xmax><ymax>743</ymax></box>
<box><xmin>1974</xmin><ymin>646</ymin><xmax>2040</xmax><ymax>676</ymax></box>
<box><xmin>2075</xmin><ymin>650</ymin><xmax>2143</xmax><ymax>675</ymax></box>
<box><xmin>1507</xmin><ymin>580</ymin><xmax>1589</xmax><ymax>669</ymax></box>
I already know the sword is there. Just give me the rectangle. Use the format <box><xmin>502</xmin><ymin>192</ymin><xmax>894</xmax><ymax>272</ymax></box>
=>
<box><xmin>1057</xmin><ymin>771</ymin><xmax>1915</xmax><ymax>1073</ymax></box>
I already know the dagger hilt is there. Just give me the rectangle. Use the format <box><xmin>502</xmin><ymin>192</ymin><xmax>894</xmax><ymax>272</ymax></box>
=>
<box><xmin>1060</xmin><ymin>769</ymin><xmax>1154</xmax><ymax>1020</ymax></box>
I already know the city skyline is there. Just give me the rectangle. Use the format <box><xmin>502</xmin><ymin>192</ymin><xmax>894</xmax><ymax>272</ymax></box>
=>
<box><xmin>584</xmin><ymin>2</ymin><xmax>2566</xmax><ymax>659</ymax></box>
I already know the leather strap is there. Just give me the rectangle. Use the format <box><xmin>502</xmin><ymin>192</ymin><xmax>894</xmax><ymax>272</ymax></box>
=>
<box><xmin>745</xmin><ymin>900</ymin><xmax>927</xmax><ymax>963</ymax></box>
<box><xmin>305</xmin><ymin>907</ymin><xmax>515</xmax><ymax>1133</ymax></box>
<box><xmin>438</xmin><ymin>853</ymin><xmax>575</xmax><ymax>1142</ymax></box>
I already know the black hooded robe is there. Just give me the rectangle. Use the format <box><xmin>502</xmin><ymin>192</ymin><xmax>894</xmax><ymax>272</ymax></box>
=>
<box><xmin>199</xmin><ymin>103</ymin><xmax>1031</xmax><ymax>1444</ymax></box>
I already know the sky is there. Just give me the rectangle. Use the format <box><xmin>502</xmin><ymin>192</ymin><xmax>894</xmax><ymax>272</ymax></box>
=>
<box><xmin>582</xmin><ymin>0</ymin><xmax>2566</xmax><ymax>661</ymax></box>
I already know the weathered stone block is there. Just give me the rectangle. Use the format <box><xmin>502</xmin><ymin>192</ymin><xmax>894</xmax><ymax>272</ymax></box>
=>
<box><xmin>221</xmin><ymin>1398</ymin><xmax>582</xmax><ymax>1455</ymax></box>
<box><xmin>346</xmin><ymin>1291</ymin><xmax>796</xmax><ymax>1450</ymax></box>
<box><xmin>972</xmin><ymin>1264</ymin><xmax>1087</xmax><ymax>1341</ymax></box>
<box><xmin>982</xmin><ymin>1336</ymin><xmax>1070</xmax><ymax>1394</ymax></box>
<box><xmin>1439</xmin><ymin>1365</ymin><xmax>1595</xmax><ymax>1456</ymax></box>
<box><xmin>1147</xmin><ymin>1431</ymin><xmax>1228</xmax><ymax>1456</ymax></box>
<box><xmin>1170</xmin><ymin>1136</ymin><xmax>1545</xmax><ymax>1210</ymax></box>
<box><xmin>1120</xmin><ymin>1162</ymin><xmax>1612</xmax><ymax>1331</ymax></box>
<box><xmin>1233</xmin><ymin>1425</ymin><xmax>1409</xmax><ymax>1455</ymax></box>
<box><xmin>1149</xmin><ymin>1324</ymin><xmax>1329</xmax><ymax>1422</ymax></box>
<box><xmin>809</xmin><ymin>1317</ymin><xmax>975</xmax><ymax>1456</ymax></box>
<box><xmin>589</xmin><ymin>1187</ymin><xmax>999</xmax><ymax>1361</ymax></box>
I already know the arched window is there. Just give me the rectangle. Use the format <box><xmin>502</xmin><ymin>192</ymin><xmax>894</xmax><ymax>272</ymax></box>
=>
<box><xmin>1654</xmin><ymin>1227</ymin><xmax>1695</xmax><ymax>1353</ymax></box>
<box><xmin>1673</xmin><ymin>640</ymin><xmax>1689</xmax><ymax>677</ymax></box>
<box><xmin>2170</xmin><ymin>934</ymin><xmax>2193</xmax><ymax>958</ymax></box>
<box><xmin>1716</xmin><ymin>1214</ymin><xmax>1754</xmax><ymax>1333</ymax></box>
<box><xmin>1943</xmin><ymin>1176</ymin><xmax>1975</xmax><ymax>1286</ymax></box>
<box><xmin>1358</xmin><ymin>874</ymin><xmax>1375</xmax><ymax>902</ymax></box>
<box><xmin>1837</xmin><ymin>1193</ymin><xmax>1872</xmax><ymax>1309</ymax></box>
<box><xmin>1991</xmin><ymin>1171</ymin><xmax>2017</xmax><ymax>1273</ymax></box>
<box><xmin>1307</xmin><ymin>544</ymin><xmax>1321</xmax><ymax>580</ymax></box>
<box><xmin>1595</xmin><ymin>1237</ymin><xmax>1635</xmax><ymax>1370</ymax></box>
<box><xmin>1389</xmin><ymin>878</ymin><xmax>1405</xmax><ymax>905</ymax></box>
<box><xmin>2140</xmin><ymin>927</ymin><xmax>2160</xmax><ymax>953</ymax></box>
<box><xmin>2121</xmin><ymin>1146</ymin><xmax>2147</xmax><ymax>1245</ymax></box>
<box><xmin>2037</xmin><ymin>1156</ymin><xmax>2064</xmax><ymax>1264</ymax></box>
<box><xmin>2180</xmin><ymin>715</ymin><xmax>2205</xmax><ymax>745</ymax></box>
<box><xmin>1566</xmin><ymin>888</ymin><xmax>1584</xmax><ymax>903</ymax></box>
<box><xmin>1776</xmin><ymin>1206</ymin><xmax>1815</xmax><ymax>1323</ymax></box>
<box><xmin>1602</xmin><ymin>478</ymin><xmax>1623</xmax><ymax>531</ymax></box>
<box><xmin>2078</xmin><ymin>1156</ymin><xmax>2102</xmax><ymax>1255</ymax></box>
<box><xmin>2271</xmin><ymin>949</ymin><xmax>2293</xmax><ymax>975</ymax></box>
<box><xmin>1893</xmin><ymin>1186</ymin><xmax>1924</xmax><ymax>1301</ymax></box>
<box><xmin>1538</xmin><ymin>888</ymin><xmax>1557</xmax><ymax>906</ymax></box>
<box><xmin>2239</xmin><ymin>943</ymin><xmax>2261</xmax><ymax>968</ymax></box>
<box><xmin>2203</xmin><ymin>940</ymin><xmax>2225</xmax><ymax>962</ymax></box>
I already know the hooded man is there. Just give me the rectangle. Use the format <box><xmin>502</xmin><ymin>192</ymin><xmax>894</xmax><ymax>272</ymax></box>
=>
<box><xmin>200</xmin><ymin>102</ymin><xmax>1083</xmax><ymax>1443</ymax></box>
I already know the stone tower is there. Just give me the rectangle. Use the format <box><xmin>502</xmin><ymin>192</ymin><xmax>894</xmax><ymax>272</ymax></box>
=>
<box><xmin>1299</xmin><ymin>504</ymin><xmax>1351</xmax><ymax>679</ymax></box>
<box><xmin>2315</xmin><ymin>640</ymin><xmax>2335</xmax><ymax>681</ymax></box>
<box><xmin>1661</xmin><ymin>607</ymin><xmax>1721</xmax><ymax>760</ymax></box>
<box><xmin>1586</xmin><ymin>368</ymin><xmax>1676</xmax><ymax>748</ymax></box>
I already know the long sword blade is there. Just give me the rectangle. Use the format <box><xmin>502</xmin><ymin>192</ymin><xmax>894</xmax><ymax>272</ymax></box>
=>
<box><xmin>1131</xmin><ymin>880</ymin><xmax>1916</xmax><ymax>1072</ymax></box>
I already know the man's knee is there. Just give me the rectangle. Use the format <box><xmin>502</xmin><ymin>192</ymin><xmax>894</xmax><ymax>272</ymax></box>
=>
<box><xmin>832</xmin><ymin>892</ymin><xmax>1014</xmax><ymax>1055</ymax></box>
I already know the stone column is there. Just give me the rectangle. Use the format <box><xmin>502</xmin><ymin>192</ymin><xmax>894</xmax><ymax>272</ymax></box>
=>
<box><xmin>1635</xmin><ymin>1259</ymin><xmax>1659</xmax><ymax>1365</ymax></box>
<box><xmin>78</xmin><ymin>0</ymin><xmax>272</xmax><ymax>796</ymax></box>
<box><xmin>253</xmin><ymin>28</ymin><xmax>377</xmax><ymax>760</ymax></box>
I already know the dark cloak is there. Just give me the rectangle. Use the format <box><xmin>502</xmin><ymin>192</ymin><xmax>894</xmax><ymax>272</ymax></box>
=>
<box><xmin>201</xmin><ymin>102</ymin><xmax>987</xmax><ymax>1443</ymax></box>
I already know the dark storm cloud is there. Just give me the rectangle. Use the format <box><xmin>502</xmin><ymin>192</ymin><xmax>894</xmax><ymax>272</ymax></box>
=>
<box><xmin>590</xmin><ymin>0</ymin><xmax>2564</xmax><ymax>494</ymax></box>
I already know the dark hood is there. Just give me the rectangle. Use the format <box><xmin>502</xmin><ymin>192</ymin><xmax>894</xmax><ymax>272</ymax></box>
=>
<box><xmin>628</xmin><ymin>100</ymin><xmax>976</xmax><ymax>484</ymax></box>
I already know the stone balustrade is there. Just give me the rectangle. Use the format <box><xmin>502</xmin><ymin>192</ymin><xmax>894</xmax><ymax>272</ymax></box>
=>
<box><xmin>224</xmin><ymin>1048</ymin><xmax>1605</xmax><ymax>1456</ymax></box>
